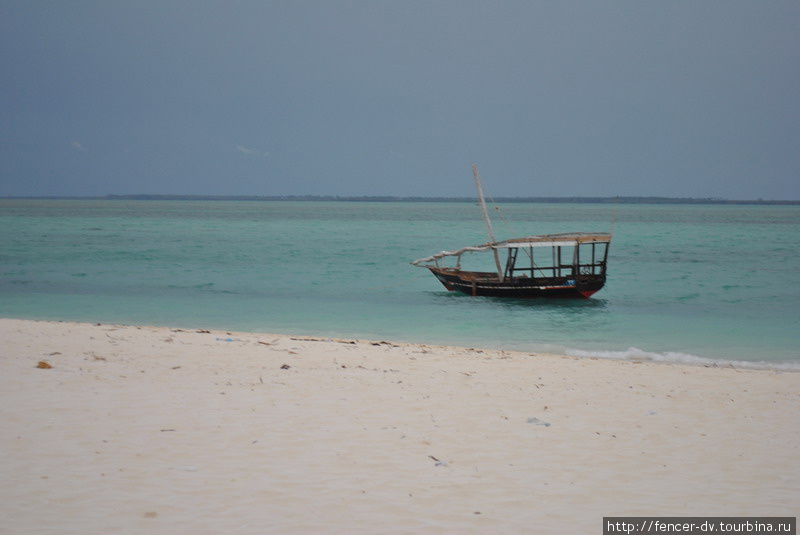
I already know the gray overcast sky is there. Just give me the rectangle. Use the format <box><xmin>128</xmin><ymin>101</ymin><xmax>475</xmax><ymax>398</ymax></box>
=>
<box><xmin>1</xmin><ymin>1</ymin><xmax>798</xmax><ymax>199</ymax></box>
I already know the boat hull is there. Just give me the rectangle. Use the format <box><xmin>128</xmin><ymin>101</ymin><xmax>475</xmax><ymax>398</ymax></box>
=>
<box><xmin>428</xmin><ymin>267</ymin><xmax>605</xmax><ymax>299</ymax></box>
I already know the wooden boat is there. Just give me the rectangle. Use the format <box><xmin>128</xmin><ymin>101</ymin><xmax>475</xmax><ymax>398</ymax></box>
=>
<box><xmin>411</xmin><ymin>165</ymin><xmax>611</xmax><ymax>298</ymax></box>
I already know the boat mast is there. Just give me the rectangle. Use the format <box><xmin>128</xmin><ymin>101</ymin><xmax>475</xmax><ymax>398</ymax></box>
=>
<box><xmin>471</xmin><ymin>163</ymin><xmax>504</xmax><ymax>282</ymax></box>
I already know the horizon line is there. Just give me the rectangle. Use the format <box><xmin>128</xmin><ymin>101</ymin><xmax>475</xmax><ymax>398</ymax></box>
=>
<box><xmin>2</xmin><ymin>194</ymin><xmax>799</xmax><ymax>205</ymax></box>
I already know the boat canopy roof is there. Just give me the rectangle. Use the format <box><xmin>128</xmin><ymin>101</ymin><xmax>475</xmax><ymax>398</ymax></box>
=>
<box><xmin>411</xmin><ymin>232</ymin><xmax>611</xmax><ymax>266</ymax></box>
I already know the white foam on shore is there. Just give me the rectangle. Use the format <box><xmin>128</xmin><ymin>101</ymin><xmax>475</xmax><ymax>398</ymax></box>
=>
<box><xmin>565</xmin><ymin>346</ymin><xmax>800</xmax><ymax>371</ymax></box>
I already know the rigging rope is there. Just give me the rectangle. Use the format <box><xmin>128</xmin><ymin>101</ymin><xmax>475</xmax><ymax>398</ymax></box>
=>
<box><xmin>484</xmin><ymin>189</ymin><xmax>519</xmax><ymax>240</ymax></box>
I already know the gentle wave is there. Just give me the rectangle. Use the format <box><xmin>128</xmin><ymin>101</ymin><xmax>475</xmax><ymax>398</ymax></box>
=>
<box><xmin>565</xmin><ymin>347</ymin><xmax>800</xmax><ymax>371</ymax></box>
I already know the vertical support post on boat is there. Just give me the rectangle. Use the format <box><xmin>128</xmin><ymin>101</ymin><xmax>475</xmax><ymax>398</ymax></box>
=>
<box><xmin>504</xmin><ymin>247</ymin><xmax>518</xmax><ymax>280</ymax></box>
<box><xmin>471</xmin><ymin>163</ymin><xmax>504</xmax><ymax>282</ymax></box>
<box><xmin>553</xmin><ymin>246</ymin><xmax>558</xmax><ymax>278</ymax></box>
<box><xmin>529</xmin><ymin>246</ymin><xmax>535</xmax><ymax>279</ymax></box>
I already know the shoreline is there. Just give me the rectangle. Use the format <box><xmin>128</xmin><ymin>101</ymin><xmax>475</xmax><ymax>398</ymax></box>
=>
<box><xmin>4</xmin><ymin>314</ymin><xmax>798</xmax><ymax>372</ymax></box>
<box><xmin>2</xmin><ymin>318</ymin><xmax>798</xmax><ymax>533</ymax></box>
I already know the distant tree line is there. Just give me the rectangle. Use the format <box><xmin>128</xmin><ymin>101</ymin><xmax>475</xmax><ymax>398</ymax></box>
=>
<box><xmin>99</xmin><ymin>194</ymin><xmax>799</xmax><ymax>205</ymax></box>
<box><xmin>6</xmin><ymin>194</ymin><xmax>796</xmax><ymax>205</ymax></box>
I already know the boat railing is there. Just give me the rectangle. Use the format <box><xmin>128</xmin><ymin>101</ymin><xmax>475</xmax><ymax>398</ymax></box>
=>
<box><xmin>413</xmin><ymin>232</ymin><xmax>611</xmax><ymax>283</ymax></box>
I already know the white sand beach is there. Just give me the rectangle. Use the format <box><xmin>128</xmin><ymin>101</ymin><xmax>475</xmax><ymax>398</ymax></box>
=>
<box><xmin>1</xmin><ymin>318</ymin><xmax>798</xmax><ymax>534</ymax></box>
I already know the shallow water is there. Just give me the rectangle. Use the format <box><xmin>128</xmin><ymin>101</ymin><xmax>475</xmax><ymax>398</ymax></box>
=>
<box><xmin>1</xmin><ymin>199</ymin><xmax>798</xmax><ymax>368</ymax></box>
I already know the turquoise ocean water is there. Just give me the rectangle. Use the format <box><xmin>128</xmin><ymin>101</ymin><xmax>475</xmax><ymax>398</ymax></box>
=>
<box><xmin>1</xmin><ymin>199</ymin><xmax>798</xmax><ymax>369</ymax></box>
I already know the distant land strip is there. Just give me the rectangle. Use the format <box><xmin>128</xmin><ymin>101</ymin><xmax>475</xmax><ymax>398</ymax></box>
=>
<box><xmin>5</xmin><ymin>195</ymin><xmax>799</xmax><ymax>205</ymax></box>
